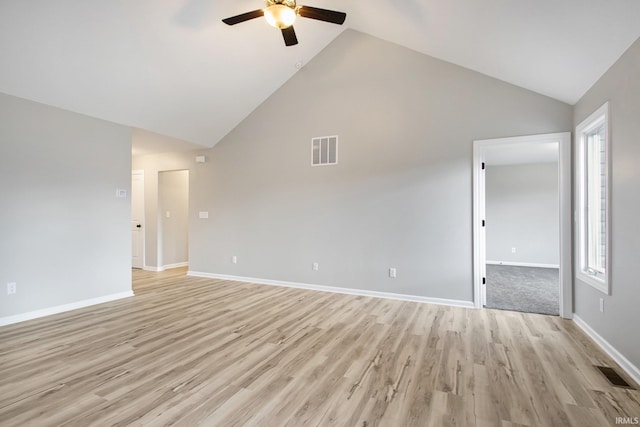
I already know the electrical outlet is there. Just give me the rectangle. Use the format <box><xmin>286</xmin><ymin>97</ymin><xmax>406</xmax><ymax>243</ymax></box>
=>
<box><xmin>600</xmin><ymin>298</ymin><xmax>604</xmax><ymax>313</ymax></box>
<box><xmin>389</xmin><ymin>268</ymin><xmax>397</xmax><ymax>278</ymax></box>
<box><xmin>232</xmin><ymin>256</ymin><xmax>237</xmax><ymax>264</ymax></box>
<box><xmin>312</xmin><ymin>262</ymin><xmax>319</xmax><ymax>271</ymax></box>
<box><xmin>7</xmin><ymin>282</ymin><xmax>16</xmax><ymax>295</ymax></box>
<box><xmin>511</xmin><ymin>247</ymin><xmax>517</xmax><ymax>253</ymax></box>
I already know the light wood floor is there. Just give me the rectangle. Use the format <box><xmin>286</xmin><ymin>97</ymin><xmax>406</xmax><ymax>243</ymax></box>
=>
<box><xmin>1</xmin><ymin>267</ymin><xmax>638</xmax><ymax>426</ymax></box>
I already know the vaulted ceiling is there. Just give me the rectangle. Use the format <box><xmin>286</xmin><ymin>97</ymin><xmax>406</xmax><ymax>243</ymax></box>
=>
<box><xmin>1</xmin><ymin>0</ymin><xmax>639</xmax><ymax>151</ymax></box>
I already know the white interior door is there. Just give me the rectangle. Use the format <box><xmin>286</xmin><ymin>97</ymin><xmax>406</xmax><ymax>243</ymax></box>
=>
<box><xmin>132</xmin><ymin>170</ymin><xmax>145</xmax><ymax>269</ymax></box>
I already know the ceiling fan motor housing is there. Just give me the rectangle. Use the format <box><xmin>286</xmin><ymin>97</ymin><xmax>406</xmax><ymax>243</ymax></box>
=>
<box><xmin>265</xmin><ymin>0</ymin><xmax>297</xmax><ymax>8</ymax></box>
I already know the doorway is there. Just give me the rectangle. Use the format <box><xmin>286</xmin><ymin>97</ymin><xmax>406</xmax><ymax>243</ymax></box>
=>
<box><xmin>473</xmin><ymin>133</ymin><xmax>572</xmax><ymax>318</ymax></box>
<box><xmin>485</xmin><ymin>159</ymin><xmax>559</xmax><ymax>315</ymax></box>
<box><xmin>157</xmin><ymin>170</ymin><xmax>189</xmax><ymax>270</ymax></box>
<box><xmin>132</xmin><ymin>170</ymin><xmax>145</xmax><ymax>269</ymax></box>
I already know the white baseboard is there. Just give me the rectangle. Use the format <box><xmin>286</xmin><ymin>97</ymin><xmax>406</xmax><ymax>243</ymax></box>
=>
<box><xmin>0</xmin><ymin>291</ymin><xmax>135</xmax><ymax>327</ymax></box>
<box><xmin>487</xmin><ymin>260</ymin><xmax>560</xmax><ymax>269</ymax></box>
<box><xmin>161</xmin><ymin>262</ymin><xmax>189</xmax><ymax>270</ymax></box>
<box><xmin>573</xmin><ymin>315</ymin><xmax>640</xmax><ymax>386</ymax></box>
<box><xmin>187</xmin><ymin>271</ymin><xmax>475</xmax><ymax>309</ymax></box>
<box><xmin>144</xmin><ymin>262</ymin><xmax>188</xmax><ymax>272</ymax></box>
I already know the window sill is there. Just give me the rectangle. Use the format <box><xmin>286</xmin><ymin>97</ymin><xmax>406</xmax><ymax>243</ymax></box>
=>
<box><xmin>576</xmin><ymin>271</ymin><xmax>609</xmax><ymax>295</ymax></box>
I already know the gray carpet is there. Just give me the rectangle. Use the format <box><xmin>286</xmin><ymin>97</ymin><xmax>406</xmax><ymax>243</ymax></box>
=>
<box><xmin>485</xmin><ymin>265</ymin><xmax>559</xmax><ymax>316</ymax></box>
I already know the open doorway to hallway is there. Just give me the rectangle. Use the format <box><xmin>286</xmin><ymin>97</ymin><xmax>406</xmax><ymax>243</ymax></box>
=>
<box><xmin>473</xmin><ymin>133</ymin><xmax>572</xmax><ymax>318</ymax></box>
<box><xmin>158</xmin><ymin>170</ymin><xmax>189</xmax><ymax>270</ymax></box>
<box><xmin>484</xmin><ymin>159</ymin><xmax>559</xmax><ymax>315</ymax></box>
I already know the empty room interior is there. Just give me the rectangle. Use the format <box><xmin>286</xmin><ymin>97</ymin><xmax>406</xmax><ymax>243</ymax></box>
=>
<box><xmin>1</xmin><ymin>1</ymin><xmax>639</xmax><ymax>426</ymax></box>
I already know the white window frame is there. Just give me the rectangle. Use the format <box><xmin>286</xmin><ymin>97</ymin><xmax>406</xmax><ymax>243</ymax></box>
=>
<box><xmin>575</xmin><ymin>102</ymin><xmax>610</xmax><ymax>294</ymax></box>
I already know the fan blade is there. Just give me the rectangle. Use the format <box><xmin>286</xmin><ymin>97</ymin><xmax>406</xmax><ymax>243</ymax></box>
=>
<box><xmin>222</xmin><ymin>9</ymin><xmax>264</xmax><ymax>25</ymax></box>
<box><xmin>281</xmin><ymin>26</ymin><xmax>298</xmax><ymax>46</ymax></box>
<box><xmin>298</xmin><ymin>6</ymin><xmax>346</xmax><ymax>25</ymax></box>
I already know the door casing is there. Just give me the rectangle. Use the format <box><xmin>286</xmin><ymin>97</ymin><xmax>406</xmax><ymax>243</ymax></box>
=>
<box><xmin>132</xmin><ymin>170</ymin><xmax>145</xmax><ymax>269</ymax></box>
<box><xmin>472</xmin><ymin>132</ymin><xmax>572</xmax><ymax>318</ymax></box>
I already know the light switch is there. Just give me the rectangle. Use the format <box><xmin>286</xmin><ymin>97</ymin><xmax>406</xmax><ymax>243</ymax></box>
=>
<box><xmin>199</xmin><ymin>211</ymin><xmax>209</xmax><ymax>219</ymax></box>
<box><xmin>166</xmin><ymin>211</ymin><xmax>171</xmax><ymax>218</ymax></box>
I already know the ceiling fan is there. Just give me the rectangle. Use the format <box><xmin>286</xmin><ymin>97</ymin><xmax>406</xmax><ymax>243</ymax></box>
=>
<box><xmin>222</xmin><ymin>0</ymin><xmax>346</xmax><ymax>47</ymax></box>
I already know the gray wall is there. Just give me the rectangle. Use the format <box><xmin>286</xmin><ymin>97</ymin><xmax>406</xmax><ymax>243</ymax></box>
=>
<box><xmin>486</xmin><ymin>163</ymin><xmax>559</xmax><ymax>266</ymax></box>
<box><xmin>573</xmin><ymin>37</ymin><xmax>640</xmax><ymax>368</ymax></box>
<box><xmin>186</xmin><ymin>30</ymin><xmax>572</xmax><ymax>302</ymax></box>
<box><xmin>0</xmin><ymin>93</ymin><xmax>132</xmax><ymax>318</ymax></box>
<box><xmin>158</xmin><ymin>170</ymin><xmax>189</xmax><ymax>267</ymax></box>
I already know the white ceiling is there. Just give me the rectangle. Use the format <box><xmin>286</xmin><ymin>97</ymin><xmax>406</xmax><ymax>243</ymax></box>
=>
<box><xmin>1</xmin><ymin>1</ymin><xmax>639</xmax><ymax>153</ymax></box>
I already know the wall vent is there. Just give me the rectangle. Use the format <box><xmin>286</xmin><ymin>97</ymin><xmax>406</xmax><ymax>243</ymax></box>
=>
<box><xmin>311</xmin><ymin>136</ymin><xmax>338</xmax><ymax>166</ymax></box>
<box><xmin>595</xmin><ymin>365</ymin><xmax>635</xmax><ymax>389</ymax></box>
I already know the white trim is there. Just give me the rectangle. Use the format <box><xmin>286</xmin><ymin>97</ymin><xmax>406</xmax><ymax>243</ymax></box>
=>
<box><xmin>162</xmin><ymin>262</ymin><xmax>189</xmax><ymax>270</ymax></box>
<box><xmin>573</xmin><ymin>315</ymin><xmax>640</xmax><ymax>387</ymax></box>
<box><xmin>472</xmin><ymin>141</ymin><xmax>487</xmax><ymax>308</ymax></box>
<box><xmin>558</xmin><ymin>131</ymin><xmax>573</xmax><ymax>319</ymax></box>
<box><xmin>486</xmin><ymin>261</ymin><xmax>560</xmax><ymax>269</ymax></box>
<box><xmin>575</xmin><ymin>102</ymin><xmax>611</xmax><ymax>295</ymax></box>
<box><xmin>132</xmin><ymin>169</ymin><xmax>145</xmax><ymax>269</ymax></box>
<box><xmin>187</xmin><ymin>271</ymin><xmax>475</xmax><ymax>309</ymax></box>
<box><xmin>143</xmin><ymin>262</ymin><xmax>188</xmax><ymax>272</ymax></box>
<box><xmin>473</xmin><ymin>132</ymin><xmax>573</xmax><ymax>318</ymax></box>
<box><xmin>0</xmin><ymin>291</ymin><xmax>135</xmax><ymax>327</ymax></box>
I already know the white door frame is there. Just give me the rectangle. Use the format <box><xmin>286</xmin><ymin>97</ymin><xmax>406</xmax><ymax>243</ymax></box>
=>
<box><xmin>472</xmin><ymin>132</ymin><xmax>572</xmax><ymax>318</ymax></box>
<box><xmin>132</xmin><ymin>169</ymin><xmax>145</xmax><ymax>269</ymax></box>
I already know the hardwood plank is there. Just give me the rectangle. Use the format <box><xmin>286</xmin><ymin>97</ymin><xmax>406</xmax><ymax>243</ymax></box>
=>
<box><xmin>0</xmin><ymin>267</ymin><xmax>638</xmax><ymax>426</ymax></box>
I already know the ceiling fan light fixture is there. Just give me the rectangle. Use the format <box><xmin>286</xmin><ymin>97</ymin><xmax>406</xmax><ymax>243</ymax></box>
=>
<box><xmin>263</xmin><ymin>5</ymin><xmax>296</xmax><ymax>29</ymax></box>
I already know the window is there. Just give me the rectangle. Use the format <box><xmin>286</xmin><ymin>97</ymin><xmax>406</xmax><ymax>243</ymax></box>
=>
<box><xmin>575</xmin><ymin>102</ymin><xmax>610</xmax><ymax>294</ymax></box>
